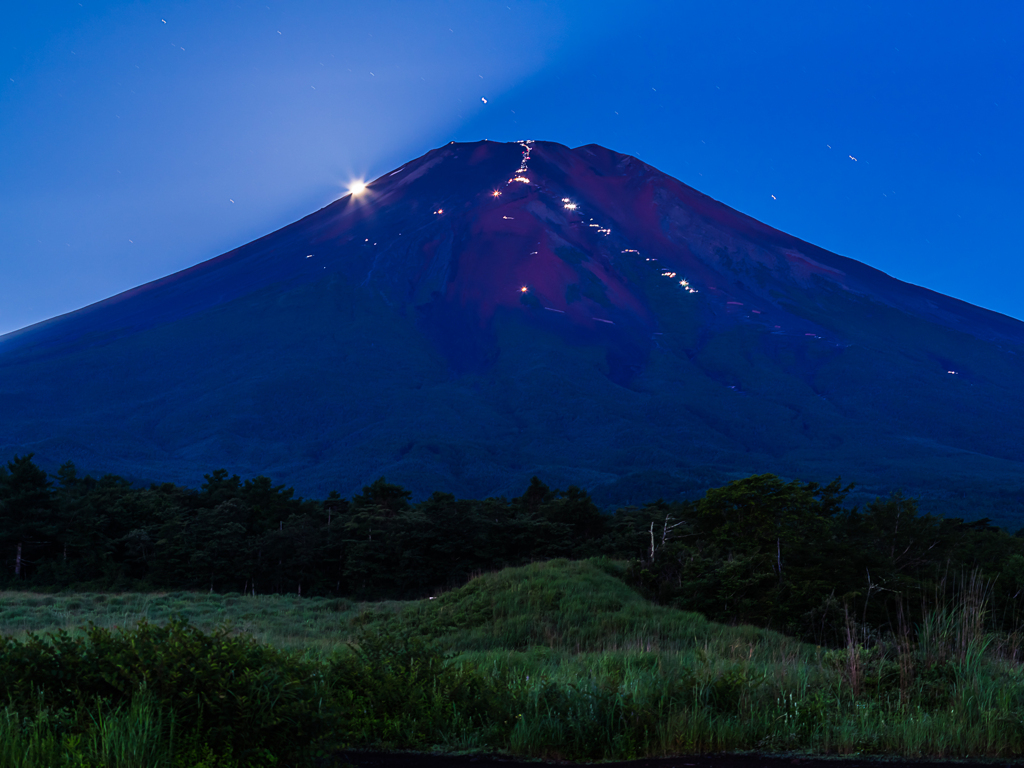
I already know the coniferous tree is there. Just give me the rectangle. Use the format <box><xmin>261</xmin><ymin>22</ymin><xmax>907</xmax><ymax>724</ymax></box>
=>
<box><xmin>0</xmin><ymin>454</ymin><xmax>56</xmax><ymax>578</ymax></box>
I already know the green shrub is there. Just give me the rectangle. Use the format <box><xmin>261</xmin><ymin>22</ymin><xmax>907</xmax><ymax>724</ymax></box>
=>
<box><xmin>328</xmin><ymin>628</ymin><xmax>506</xmax><ymax>749</ymax></box>
<box><xmin>0</xmin><ymin>620</ymin><xmax>329</xmax><ymax>763</ymax></box>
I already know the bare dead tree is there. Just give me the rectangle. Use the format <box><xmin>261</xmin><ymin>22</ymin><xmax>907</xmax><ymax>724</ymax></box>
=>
<box><xmin>648</xmin><ymin>514</ymin><xmax>686</xmax><ymax>563</ymax></box>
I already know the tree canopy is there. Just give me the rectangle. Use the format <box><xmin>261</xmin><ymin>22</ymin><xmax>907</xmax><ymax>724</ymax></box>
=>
<box><xmin>1</xmin><ymin>455</ymin><xmax>1021</xmax><ymax>644</ymax></box>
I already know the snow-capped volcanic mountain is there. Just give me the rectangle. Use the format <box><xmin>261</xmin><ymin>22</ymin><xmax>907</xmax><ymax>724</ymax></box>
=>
<box><xmin>3</xmin><ymin>140</ymin><xmax>1023</xmax><ymax>520</ymax></box>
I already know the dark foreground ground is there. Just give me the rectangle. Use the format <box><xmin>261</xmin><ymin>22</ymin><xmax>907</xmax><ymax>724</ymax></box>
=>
<box><xmin>332</xmin><ymin>752</ymin><xmax>1021</xmax><ymax>768</ymax></box>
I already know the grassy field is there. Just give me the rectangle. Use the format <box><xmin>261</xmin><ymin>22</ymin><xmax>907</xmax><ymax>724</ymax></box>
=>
<box><xmin>0</xmin><ymin>559</ymin><xmax>790</xmax><ymax>657</ymax></box>
<box><xmin>0</xmin><ymin>587</ymin><xmax>365</xmax><ymax>652</ymax></box>
<box><xmin>2</xmin><ymin>559</ymin><xmax>1024</xmax><ymax>763</ymax></box>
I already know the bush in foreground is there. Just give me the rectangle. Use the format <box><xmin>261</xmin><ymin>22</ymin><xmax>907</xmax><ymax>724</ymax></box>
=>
<box><xmin>0</xmin><ymin>620</ymin><xmax>329</xmax><ymax>765</ymax></box>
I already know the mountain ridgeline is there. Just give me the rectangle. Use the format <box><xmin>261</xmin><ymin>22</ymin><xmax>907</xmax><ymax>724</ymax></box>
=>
<box><xmin>2</xmin><ymin>140</ymin><xmax>1024</xmax><ymax>522</ymax></box>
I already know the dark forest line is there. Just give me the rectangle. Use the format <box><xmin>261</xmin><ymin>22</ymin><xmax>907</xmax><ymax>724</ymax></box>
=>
<box><xmin>3</xmin><ymin>453</ymin><xmax>1024</xmax><ymax>643</ymax></box>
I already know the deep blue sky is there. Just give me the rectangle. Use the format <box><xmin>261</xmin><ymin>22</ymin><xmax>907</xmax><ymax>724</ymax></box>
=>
<box><xmin>2</xmin><ymin>1</ymin><xmax>1021</xmax><ymax>336</ymax></box>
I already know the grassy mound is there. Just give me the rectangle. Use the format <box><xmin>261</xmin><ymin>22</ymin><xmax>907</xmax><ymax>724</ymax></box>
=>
<box><xmin>358</xmin><ymin>558</ymin><xmax>800</xmax><ymax>657</ymax></box>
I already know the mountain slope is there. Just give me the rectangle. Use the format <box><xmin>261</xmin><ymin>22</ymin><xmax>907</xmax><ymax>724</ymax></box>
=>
<box><xmin>2</xmin><ymin>140</ymin><xmax>1023</xmax><ymax>521</ymax></box>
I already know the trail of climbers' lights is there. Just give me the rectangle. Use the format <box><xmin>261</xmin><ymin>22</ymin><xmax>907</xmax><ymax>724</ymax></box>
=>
<box><xmin>503</xmin><ymin>140</ymin><xmax>534</xmax><ymax>188</ymax></box>
<box><xmin>433</xmin><ymin>209</ymin><xmax>443</xmax><ymax>215</ymax></box>
<box><xmin>489</xmin><ymin>141</ymin><xmax>700</xmax><ymax>302</ymax></box>
<box><xmin>641</xmin><ymin>257</ymin><xmax>696</xmax><ymax>294</ymax></box>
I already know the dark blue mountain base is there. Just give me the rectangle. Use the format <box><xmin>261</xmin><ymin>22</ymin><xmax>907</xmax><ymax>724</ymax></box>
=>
<box><xmin>2</xmin><ymin>140</ymin><xmax>1023</xmax><ymax>523</ymax></box>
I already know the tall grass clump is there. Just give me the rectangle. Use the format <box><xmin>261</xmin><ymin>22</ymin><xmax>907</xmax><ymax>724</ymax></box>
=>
<box><xmin>0</xmin><ymin>696</ymin><xmax>250</xmax><ymax>767</ymax></box>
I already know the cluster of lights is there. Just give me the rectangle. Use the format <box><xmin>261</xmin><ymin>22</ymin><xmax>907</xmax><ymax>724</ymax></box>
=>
<box><xmin>643</xmin><ymin>259</ymin><xmax>696</xmax><ymax>294</ymax></box>
<box><xmin>505</xmin><ymin>140</ymin><xmax>534</xmax><ymax>187</ymax></box>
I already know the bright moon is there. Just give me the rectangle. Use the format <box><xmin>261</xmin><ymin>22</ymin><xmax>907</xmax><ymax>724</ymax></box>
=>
<box><xmin>348</xmin><ymin>181</ymin><xmax>367</xmax><ymax>197</ymax></box>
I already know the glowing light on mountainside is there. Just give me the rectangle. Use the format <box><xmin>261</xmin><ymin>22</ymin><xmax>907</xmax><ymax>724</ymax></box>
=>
<box><xmin>348</xmin><ymin>180</ymin><xmax>367</xmax><ymax>196</ymax></box>
<box><xmin>503</xmin><ymin>140</ymin><xmax>534</xmax><ymax>188</ymax></box>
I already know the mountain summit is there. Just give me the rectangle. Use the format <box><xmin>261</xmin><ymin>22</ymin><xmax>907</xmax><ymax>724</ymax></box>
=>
<box><xmin>3</xmin><ymin>140</ymin><xmax>1023</xmax><ymax>520</ymax></box>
